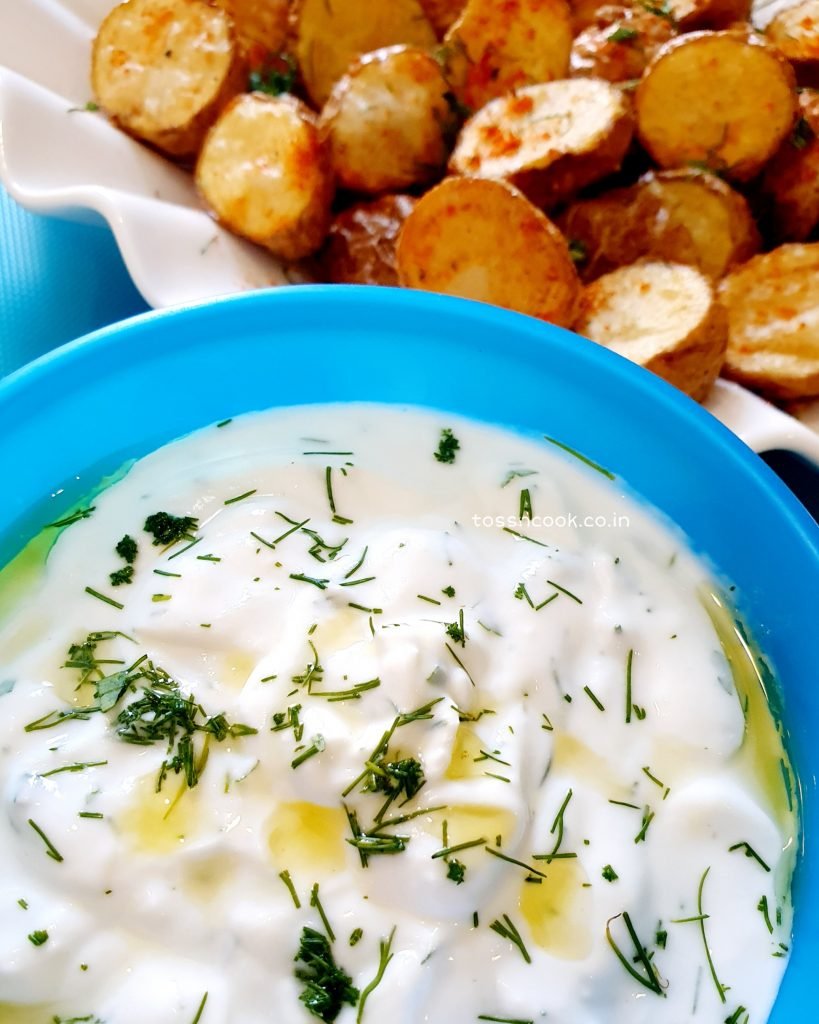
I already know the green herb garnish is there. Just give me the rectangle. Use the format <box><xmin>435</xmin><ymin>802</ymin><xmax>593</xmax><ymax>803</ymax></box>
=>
<box><xmin>434</xmin><ymin>428</ymin><xmax>460</xmax><ymax>464</ymax></box>
<box><xmin>608</xmin><ymin>25</ymin><xmax>639</xmax><ymax>41</ymax></box>
<box><xmin>489</xmin><ymin>914</ymin><xmax>531</xmax><ymax>964</ymax></box>
<box><xmin>357</xmin><ymin>928</ymin><xmax>396</xmax><ymax>1024</ymax></box>
<box><xmin>606</xmin><ymin>912</ymin><xmax>665</xmax><ymax>995</ymax></box>
<box><xmin>45</xmin><ymin>506</ymin><xmax>95</xmax><ymax>529</ymax></box>
<box><xmin>249</xmin><ymin>53</ymin><xmax>297</xmax><ymax>96</ymax></box>
<box><xmin>295</xmin><ymin>927</ymin><xmax>359</xmax><ymax>1022</ymax></box>
<box><xmin>28</xmin><ymin>929</ymin><xmax>49</xmax><ymax>946</ymax></box>
<box><xmin>144</xmin><ymin>511</ymin><xmax>198</xmax><ymax>546</ymax></box>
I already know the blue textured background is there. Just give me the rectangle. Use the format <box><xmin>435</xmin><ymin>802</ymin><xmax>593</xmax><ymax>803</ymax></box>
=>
<box><xmin>0</xmin><ymin>184</ymin><xmax>148</xmax><ymax>377</ymax></box>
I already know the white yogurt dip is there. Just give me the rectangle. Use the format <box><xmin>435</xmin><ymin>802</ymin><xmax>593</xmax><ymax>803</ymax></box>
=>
<box><xmin>0</xmin><ymin>404</ymin><xmax>796</xmax><ymax>1024</ymax></box>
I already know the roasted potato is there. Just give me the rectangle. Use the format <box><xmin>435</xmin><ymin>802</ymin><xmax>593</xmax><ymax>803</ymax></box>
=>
<box><xmin>289</xmin><ymin>0</ymin><xmax>437</xmax><ymax>108</ymax></box>
<box><xmin>767</xmin><ymin>0</ymin><xmax>819</xmax><ymax>85</ymax></box>
<box><xmin>319</xmin><ymin>47</ymin><xmax>456</xmax><ymax>194</ymax></box>
<box><xmin>570</xmin><ymin>5</ymin><xmax>676</xmax><ymax>83</ymax></box>
<box><xmin>719</xmin><ymin>243</ymin><xmax>819</xmax><ymax>400</ymax></box>
<box><xmin>321</xmin><ymin>195</ymin><xmax>416</xmax><ymax>285</ymax></box>
<box><xmin>635</xmin><ymin>31</ymin><xmax>797</xmax><ymax>180</ymax></box>
<box><xmin>449</xmin><ymin>79</ymin><xmax>634</xmax><ymax>209</ymax></box>
<box><xmin>574</xmin><ymin>261</ymin><xmax>727</xmax><ymax>401</ymax></box>
<box><xmin>665</xmin><ymin>0</ymin><xmax>751</xmax><ymax>29</ymax></box>
<box><xmin>396</xmin><ymin>177</ymin><xmax>581</xmax><ymax>325</ymax></box>
<box><xmin>196</xmin><ymin>93</ymin><xmax>334</xmax><ymax>260</ymax></box>
<box><xmin>212</xmin><ymin>0</ymin><xmax>288</xmax><ymax>62</ymax></box>
<box><xmin>759</xmin><ymin>91</ymin><xmax>819</xmax><ymax>242</ymax></box>
<box><xmin>419</xmin><ymin>0</ymin><xmax>465</xmax><ymax>38</ymax></box>
<box><xmin>442</xmin><ymin>0</ymin><xmax>573</xmax><ymax>110</ymax></box>
<box><xmin>558</xmin><ymin>169</ymin><xmax>759</xmax><ymax>281</ymax></box>
<box><xmin>92</xmin><ymin>0</ymin><xmax>245</xmax><ymax>159</ymax></box>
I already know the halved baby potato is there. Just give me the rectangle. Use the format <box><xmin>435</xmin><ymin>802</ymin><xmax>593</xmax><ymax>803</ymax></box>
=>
<box><xmin>719</xmin><ymin>243</ymin><xmax>819</xmax><ymax>400</ymax></box>
<box><xmin>574</xmin><ymin>261</ymin><xmax>727</xmax><ymax>401</ymax></box>
<box><xmin>442</xmin><ymin>0</ymin><xmax>573</xmax><ymax>110</ymax></box>
<box><xmin>759</xmin><ymin>91</ymin><xmax>819</xmax><ymax>242</ymax></box>
<box><xmin>635</xmin><ymin>31</ymin><xmax>797</xmax><ymax>181</ymax></box>
<box><xmin>767</xmin><ymin>0</ymin><xmax>819</xmax><ymax>84</ymax></box>
<box><xmin>289</xmin><ymin>0</ymin><xmax>437</xmax><ymax>107</ymax></box>
<box><xmin>449</xmin><ymin>79</ymin><xmax>634</xmax><ymax>209</ymax></box>
<box><xmin>321</xmin><ymin>195</ymin><xmax>416</xmax><ymax>285</ymax></box>
<box><xmin>92</xmin><ymin>0</ymin><xmax>245</xmax><ymax>159</ymax></box>
<box><xmin>196</xmin><ymin>92</ymin><xmax>334</xmax><ymax>260</ymax></box>
<box><xmin>558</xmin><ymin>169</ymin><xmax>760</xmax><ymax>280</ymax></box>
<box><xmin>665</xmin><ymin>0</ymin><xmax>750</xmax><ymax>29</ymax></box>
<box><xmin>319</xmin><ymin>47</ymin><xmax>456</xmax><ymax>194</ymax></box>
<box><xmin>396</xmin><ymin>176</ymin><xmax>580</xmax><ymax>325</ymax></box>
<box><xmin>569</xmin><ymin>4</ymin><xmax>676</xmax><ymax>83</ymax></box>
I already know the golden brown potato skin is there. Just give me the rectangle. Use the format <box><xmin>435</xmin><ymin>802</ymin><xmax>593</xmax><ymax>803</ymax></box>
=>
<box><xmin>442</xmin><ymin>0</ymin><xmax>573</xmax><ymax>110</ymax></box>
<box><xmin>289</xmin><ymin>0</ymin><xmax>437</xmax><ymax>108</ymax></box>
<box><xmin>92</xmin><ymin>0</ymin><xmax>246</xmax><ymax>160</ymax></box>
<box><xmin>321</xmin><ymin>195</ymin><xmax>416</xmax><ymax>285</ymax></box>
<box><xmin>449</xmin><ymin>79</ymin><xmax>634</xmax><ymax>210</ymax></box>
<box><xmin>635</xmin><ymin>31</ymin><xmax>798</xmax><ymax>181</ymax></box>
<box><xmin>558</xmin><ymin>169</ymin><xmax>760</xmax><ymax>281</ymax></box>
<box><xmin>196</xmin><ymin>93</ymin><xmax>335</xmax><ymax>261</ymax></box>
<box><xmin>759</xmin><ymin>91</ymin><xmax>819</xmax><ymax>242</ymax></box>
<box><xmin>767</xmin><ymin>0</ymin><xmax>819</xmax><ymax>85</ymax></box>
<box><xmin>666</xmin><ymin>0</ymin><xmax>750</xmax><ymax>29</ymax></box>
<box><xmin>570</xmin><ymin>5</ymin><xmax>675</xmax><ymax>83</ymax></box>
<box><xmin>212</xmin><ymin>0</ymin><xmax>288</xmax><ymax>63</ymax></box>
<box><xmin>575</xmin><ymin>261</ymin><xmax>727</xmax><ymax>401</ymax></box>
<box><xmin>419</xmin><ymin>0</ymin><xmax>465</xmax><ymax>37</ymax></box>
<box><xmin>719</xmin><ymin>243</ymin><xmax>819</xmax><ymax>400</ymax></box>
<box><xmin>319</xmin><ymin>47</ymin><xmax>456</xmax><ymax>194</ymax></box>
<box><xmin>397</xmin><ymin>177</ymin><xmax>581</xmax><ymax>326</ymax></box>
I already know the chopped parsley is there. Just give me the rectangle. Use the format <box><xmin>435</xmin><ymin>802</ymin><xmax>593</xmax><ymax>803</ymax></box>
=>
<box><xmin>434</xmin><ymin>428</ymin><xmax>460</xmax><ymax>464</ymax></box>
<box><xmin>28</xmin><ymin>929</ymin><xmax>49</xmax><ymax>946</ymax></box>
<box><xmin>143</xmin><ymin>511</ymin><xmax>198</xmax><ymax>546</ymax></box>
<box><xmin>447</xmin><ymin>858</ymin><xmax>467</xmax><ymax>884</ymax></box>
<box><xmin>295</xmin><ymin>926</ymin><xmax>359</xmax><ymax>1023</ymax></box>
<box><xmin>115</xmin><ymin>535</ymin><xmax>138</xmax><ymax>563</ymax></box>
<box><xmin>109</xmin><ymin>565</ymin><xmax>134</xmax><ymax>587</ymax></box>
<box><xmin>608</xmin><ymin>25</ymin><xmax>639</xmax><ymax>41</ymax></box>
<box><xmin>249</xmin><ymin>53</ymin><xmax>297</xmax><ymax>96</ymax></box>
<box><xmin>602</xmin><ymin>864</ymin><xmax>619</xmax><ymax>882</ymax></box>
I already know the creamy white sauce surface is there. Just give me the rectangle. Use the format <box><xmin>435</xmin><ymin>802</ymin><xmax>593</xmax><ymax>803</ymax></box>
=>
<box><xmin>0</xmin><ymin>404</ymin><xmax>796</xmax><ymax>1024</ymax></box>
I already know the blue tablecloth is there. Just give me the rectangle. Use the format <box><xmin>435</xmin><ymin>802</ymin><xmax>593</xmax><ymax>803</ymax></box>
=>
<box><xmin>0</xmin><ymin>185</ymin><xmax>149</xmax><ymax>378</ymax></box>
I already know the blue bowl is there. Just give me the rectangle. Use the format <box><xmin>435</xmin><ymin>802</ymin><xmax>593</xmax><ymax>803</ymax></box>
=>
<box><xmin>1</xmin><ymin>286</ymin><xmax>817</xmax><ymax>1018</ymax></box>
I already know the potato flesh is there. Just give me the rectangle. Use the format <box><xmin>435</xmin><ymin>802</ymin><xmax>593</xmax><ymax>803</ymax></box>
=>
<box><xmin>92</xmin><ymin>0</ymin><xmax>242</xmax><ymax>157</ymax></box>
<box><xmin>196</xmin><ymin>93</ymin><xmax>333</xmax><ymax>260</ymax></box>
<box><xmin>320</xmin><ymin>48</ymin><xmax>454</xmax><ymax>193</ymax></box>
<box><xmin>719</xmin><ymin>244</ymin><xmax>819</xmax><ymax>399</ymax></box>
<box><xmin>291</xmin><ymin>0</ymin><xmax>437</xmax><ymax>108</ymax></box>
<box><xmin>570</xmin><ymin>5</ymin><xmax>676</xmax><ymax>83</ymax></box>
<box><xmin>559</xmin><ymin>172</ymin><xmax>759</xmax><ymax>283</ymax></box>
<box><xmin>636</xmin><ymin>32</ymin><xmax>797</xmax><ymax>180</ymax></box>
<box><xmin>767</xmin><ymin>0</ymin><xmax>819</xmax><ymax>64</ymax></box>
<box><xmin>442</xmin><ymin>0</ymin><xmax>573</xmax><ymax>109</ymax></box>
<box><xmin>396</xmin><ymin>177</ymin><xmax>580</xmax><ymax>326</ymax></box>
<box><xmin>575</xmin><ymin>261</ymin><xmax>725</xmax><ymax>400</ymax></box>
<box><xmin>449</xmin><ymin>79</ymin><xmax>633</xmax><ymax>208</ymax></box>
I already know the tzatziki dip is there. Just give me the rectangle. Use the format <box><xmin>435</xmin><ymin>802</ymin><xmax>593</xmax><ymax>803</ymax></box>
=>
<box><xmin>0</xmin><ymin>405</ymin><xmax>796</xmax><ymax>1024</ymax></box>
